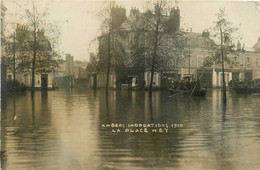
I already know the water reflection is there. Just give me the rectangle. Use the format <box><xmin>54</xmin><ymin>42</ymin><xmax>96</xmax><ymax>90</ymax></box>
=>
<box><xmin>1</xmin><ymin>89</ymin><xmax>260</xmax><ymax>169</ymax></box>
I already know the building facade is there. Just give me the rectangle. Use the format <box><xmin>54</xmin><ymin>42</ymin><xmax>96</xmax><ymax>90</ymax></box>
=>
<box><xmin>95</xmin><ymin>6</ymin><xmax>260</xmax><ymax>89</ymax></box>
<box><xmin>53</xmin><ymin>54</ymin><xmax>74</xmax><ymax>88</ymax></box>
<box><xmin>1</xmin><ymin>2</ymin><xmax>7</xmax><ymax>89</ymax></box>
<box><xmin>197</xmin><ymin>39</ymin><xmax>260</xmax><ymax>88</ymax></box>
<box><xmin>4</xmin><ymin>24</ymin><xmax>55</xmax><ymax>89</ymax></box>
<box><xmin>95</xmin><ymin>6</ymin><xmax>181</xmax><ymax>89</ymax></box>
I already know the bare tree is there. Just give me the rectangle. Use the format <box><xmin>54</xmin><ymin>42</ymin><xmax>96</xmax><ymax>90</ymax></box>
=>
<box><xmin>96</xmin><ymin>2</ymin><xmax>126</xmax><ymax>91</ymax></box>
<box><xmin>7</xmin><ymin>0</ymin><xmax>63</xmax><ymax>90</ymax></box>
<box><xmin>210</xmin><ymin>8</ymin><xmax>241</xmax><ymax>103</ymax></box>
<box><xmin>96</xmin><ymin>0</ymin><xmax>185</xmax><ymax>92</ymax></box>
<box><xmin>130</xmin><ymin>0</ymin><xmax>185</xmax><ymax>94</ymax></box>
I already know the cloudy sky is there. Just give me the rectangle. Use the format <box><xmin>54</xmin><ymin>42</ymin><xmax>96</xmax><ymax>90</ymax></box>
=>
<box><xmin>3</xmin><ymin>0</ymin><xmax>260</xmax><ymax>61</ymax></box>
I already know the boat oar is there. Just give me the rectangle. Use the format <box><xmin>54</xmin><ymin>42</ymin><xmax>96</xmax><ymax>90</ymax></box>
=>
<box><xmin>169</xmin><ymin>90</ymin><xmax>192</xmax><ymax>97</ymax></box>
<box><xmin>190</xmin><ymin>69</ymin><xmax>205</xmax><ymax>98</ymax></box>
<box><xmin>190</xmin><ymin>83</ymin><xmax>198</xmax><ymax>98</ymax></box>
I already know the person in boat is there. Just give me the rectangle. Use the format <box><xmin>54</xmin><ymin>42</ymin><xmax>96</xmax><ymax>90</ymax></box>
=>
<box><xmin>228</xmin><ymin>80</ymin><xmax>233</xmax><ymax>88</ymax></box>
<box><xmin>169</xmin><ymin>79</ymin><xmax>178</xmax><ymax>90</ymax></box>
<box><xmin>196</xmin><ymin>80</ymin><xmax>201</xmax><ymax>90</ymax></box>
<box><xmin>191</xmin><ymin>81</ymin><xmax>196</xmax><ymax>90</ymax></box>
<box><xmin>185</xmin><ymin>79</ymin><xmax>192</xmax><ymax>90</ymax></box>
<box><xmin>253</xmin><ymin>79</ymin><xmax>260</xmax><ymax>88</ymax></box>
<box><xmin>171</xmin><ymin>81</ymin><xmax>177</xmax><ymax>89</ymax></box>
<box><xmin>178</xmin><ymin>80</ymin><xmax>186</xmax><ymax>90</ymax></box>
<box><xmin>190</xmin><ymin>80</ymin><xmax>200</xmax><ymax>91</ymax></box>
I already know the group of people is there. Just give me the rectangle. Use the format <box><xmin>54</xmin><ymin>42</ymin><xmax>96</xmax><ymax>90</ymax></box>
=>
<box><xmin>229</xmin><ymin>79</ymin><xmax>260</xmax><ymax>89</ymax></box>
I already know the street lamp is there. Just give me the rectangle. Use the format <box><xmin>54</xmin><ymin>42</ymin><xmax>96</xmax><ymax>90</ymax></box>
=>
<box><xmin>186</xmin><ymin>37</ymin><xmax>191</xmax><ymax>76</ymax></box>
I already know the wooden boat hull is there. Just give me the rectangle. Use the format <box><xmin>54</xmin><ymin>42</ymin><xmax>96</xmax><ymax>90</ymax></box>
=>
<box><xmin>234</xmin><ymin>87</ymin><xmax>260</xmax><ymax>94</ymax></box>
<box><xmin>169</xmin><ymin>89</ymin><xmax>185</xmax><ymax>95</ymax></box>
<box><xmin>191</xmin><ymin>89</ymin><xmax>207</xmax><ymax>97</ymax></box>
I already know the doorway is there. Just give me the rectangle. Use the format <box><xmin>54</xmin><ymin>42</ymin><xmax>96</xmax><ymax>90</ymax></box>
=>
<box><xmin>41</xmin><ymin>74</ymin><xmax>48</xmax><ymax>89</ymax></box>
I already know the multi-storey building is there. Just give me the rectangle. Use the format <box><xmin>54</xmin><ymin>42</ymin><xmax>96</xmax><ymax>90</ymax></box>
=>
<box><xmin>95</xmin><ymin>5</ymin><xmax>182</xmax><ymax>89</ymax></box>
<box><xmin>95</xmin><ymin>5</ymin><xmax>260</xmax><ymax>89</ymax></box>
<box><xmin>180</xmin><ymin>31</ymin><xmax>213</xmax><ymax>77</ymax></box>
<box><xmin>197</xmin><ymin>38</ymin><xmax>260</xmax><ymax>88</ymax></box>
<box><xmin>1</xmin><ymin>1</ymin><xmax>7</xmax><ymax>89</ymax></box>
<box><xmin>74</xmin><ymin>60</ymin><xmax>88</xmax><ymax>79</ymax></box>
<box><xmin>253</xmin><ymin>36</ymin><xmax>260</xmax><ymax>53</ymax></box>
<box><xmin>4</xmin><ymin>24</ymin><xmax>54</xmax><ymax>89</ymax></box>
<box><xmin>53</xmin><ymin>54</ymin><xmax>75</xmax><ymax>88</ymax></box>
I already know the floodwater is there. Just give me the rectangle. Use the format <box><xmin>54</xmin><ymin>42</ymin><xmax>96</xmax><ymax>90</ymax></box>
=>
<box><xmin>1</xmin><ymin>89</ymin><xmax>260</xmax><ymax>170</ymax></box>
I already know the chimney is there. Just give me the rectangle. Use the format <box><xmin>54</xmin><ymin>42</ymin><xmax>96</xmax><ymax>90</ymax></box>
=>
<box><xmin>237</xmin><ymin>41</ymin><xmax>241</xmax><ymax>51</ymax></box>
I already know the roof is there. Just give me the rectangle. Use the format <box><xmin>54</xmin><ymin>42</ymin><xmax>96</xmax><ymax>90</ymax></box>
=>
<box><xmin>74</xmin><ymin>61</ymin><xmax>89</xmax><ymax>69</ymax></box>
<box><xmin>185</xmin><ymin>32</ymin><xmax>214</xmax><ymax>49</ymax></box>
<box><xmin>120</xmin><ymin>10</ymin><xmax>172</xmax><ymax>32</ymax></box>
<box><xmin>253</xmin><ymin>36</ymin><xmax>260</xmax><ymax>52</ymax></box>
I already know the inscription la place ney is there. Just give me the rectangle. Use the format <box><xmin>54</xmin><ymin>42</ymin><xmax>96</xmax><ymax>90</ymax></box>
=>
<box><xmin>101</xmin><ymin>123</ymin><xmax>183</xmax><ymax>133</ymax></box>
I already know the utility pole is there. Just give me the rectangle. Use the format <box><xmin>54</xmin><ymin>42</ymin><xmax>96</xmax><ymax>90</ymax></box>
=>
<box><xmin>188</xmin><ymin>37</ymin><xmax>191</xmax><ymax>75</ymax></box>
<box><xmin>186</xmin><ymin>36</ymin><xmax>191</xmax><ymax>76</ymax></box>
<box><xmin>13</xmin><ymin>31</ymin><xmax>16</xmax><ymax>82</ymax></box>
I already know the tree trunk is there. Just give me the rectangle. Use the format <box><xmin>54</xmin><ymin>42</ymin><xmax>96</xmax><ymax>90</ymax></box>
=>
<box><xmin>32</xmin><ymin>48</ymin><xmax>36</xmax><ymax>91</ymax></box>
<box><xmin>149</xmin><ymin>65</ymin><xmax>155</xmax><ymax>96</ymax></box>
<box><xmin>31</xmin><ymin>29</ymin><xmax>36</xmax><ymax>91</ymax></box>
<box><xmin>106</xmin><ymin>3</ymin><xmax>113</xmax><ymax>94</ymax></box>
<box><xmin>31</xmin><ymin>2</ymin><xmax>36</xmax><ymax>91</ymax></box>
<box><xmin>1</xmin><ymin>57</ymin><xmax>7</xmax><ymax>90</ymax></box>
<box><xmin>106</xmin><ymin>31</ymin><xmax>111</xmax><ymax>93</ymax></box>
<box><xmin>13</xmin><ymin>32</ymin><xmax>16</xmax><ymax>83</ymax></box>
<box><xmin>220</xmin><ymin>24</ymin><xmax>227</xmax><ymax>103</ymax></box>
<box><xmin>221</xmin><ymin>58</ymin><xmax>227</xmax><ymax>103</ymax></box>
<box><xmin>149</xmin><ymin>13</ymin><xmax>160</xmax><ymax>96</ymax></box>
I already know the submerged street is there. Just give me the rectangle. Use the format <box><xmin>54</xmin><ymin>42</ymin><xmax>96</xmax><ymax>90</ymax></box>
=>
<box><xmin>1</xmin><ymin>89</ymin><xmax>260</xmax><ymax>170</ymax></box>
<box><xmin>2</xmin><ymin>1</ymin><xmax>260</xmax><ymax>169</ymax></box>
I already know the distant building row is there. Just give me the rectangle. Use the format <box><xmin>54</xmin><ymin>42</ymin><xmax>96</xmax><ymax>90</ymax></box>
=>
<box><xmin>88</xmin><ymin>6</ymin><xmax>260</xmax><ymax>89</ymax></box>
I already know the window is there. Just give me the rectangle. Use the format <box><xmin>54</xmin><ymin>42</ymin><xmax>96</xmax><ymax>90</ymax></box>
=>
<box><xmin>197</xmin><ymin>55</ymin><xmax>204</xmax><ymax>67</ymax></box>
<box><xmin>257</xmin><ymin>58</ymin><xmax>260</xmax><ymax>67</ymax></box>
<box><xmin>8</xmin><ymin>75</ymin><xmax>12</xmax><ymax>80</ymax></box>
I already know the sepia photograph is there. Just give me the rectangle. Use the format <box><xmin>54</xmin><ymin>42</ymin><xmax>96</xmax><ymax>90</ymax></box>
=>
<box><xmin>1</xmin><ymin>0</ymin><xmax>260</xmax><ymax>169</ymax></box>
